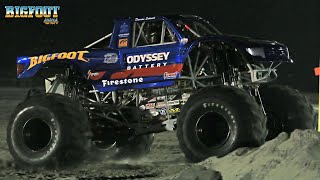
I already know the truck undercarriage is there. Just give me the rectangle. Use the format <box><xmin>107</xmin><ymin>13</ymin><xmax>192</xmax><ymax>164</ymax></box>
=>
<box><xmin>43</xmin><ymin>40</ymin><xmax>281</xmax><ymax>151</ymax></box>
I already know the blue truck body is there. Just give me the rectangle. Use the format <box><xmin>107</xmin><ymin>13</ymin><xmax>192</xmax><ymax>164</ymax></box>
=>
<box><xmin>16</xmin><ymin>15</ymin><xmax>292</xmax><ymax>92</ymax></box>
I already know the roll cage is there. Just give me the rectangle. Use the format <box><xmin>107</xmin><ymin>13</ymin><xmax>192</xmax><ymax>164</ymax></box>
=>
<box><xmin>85</xmin><ymin>15</ymin><xmax>222</xmax><ymax>49</ymax></box>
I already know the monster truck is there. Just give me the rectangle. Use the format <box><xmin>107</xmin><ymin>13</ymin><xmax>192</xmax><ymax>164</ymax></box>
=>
<box><xmin>8</xmin><ymin>15</ymin><xmax>314</xmax><ymax>168</ymax></box>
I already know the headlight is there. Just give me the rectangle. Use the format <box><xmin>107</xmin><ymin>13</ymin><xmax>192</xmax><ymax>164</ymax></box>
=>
<box><xmin>246</xmin><ymin>47</ymin><xmax>266</xmax><ymax>58</ymax></box>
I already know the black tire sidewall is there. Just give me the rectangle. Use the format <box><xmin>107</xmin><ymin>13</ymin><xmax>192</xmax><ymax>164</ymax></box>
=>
<box><xmin>8</xmin><ymin>106</ymin><xmax>61</xmax><ymax>166</ymax></box>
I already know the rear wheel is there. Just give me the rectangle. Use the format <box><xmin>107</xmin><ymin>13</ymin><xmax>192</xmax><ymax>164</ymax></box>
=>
<box><xmin>260</xmin><ymin>85</ymin><xmax>315</xmax><ymax>140</ymax></box>
<box><xmin>7</xmin><ymin>93</ymin><xmax>91</xmax><ymax>169</ymax></box>
<box><xmin>177</xmin><ymin>86</ymin><xmax>267</xmax><ymax>162</ymax></box>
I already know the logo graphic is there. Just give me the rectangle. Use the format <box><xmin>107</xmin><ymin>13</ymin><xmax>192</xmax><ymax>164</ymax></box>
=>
<box><xmin>87</xmin><ymin>70</ymin><xmax>106</xmax><ymax>80</ymax></box>
<box><xmin>158</xmin><ymin>108</ymin><xmax>167</xmax><ymax>115</ymax></box>
<box><xmin>126</xmin><ymin>52</ymin><xmax>170</xmax><ymax>70</ymax></box>
<box><xmin>28</xmin><ymin>51</ymin><xmax>89</xmax><ymax>70</ymax></box>
<box><xmin>5</xmin><ymin>6</ymin><xmax>60</xmax><ymax>25</ymax></box>
<box><xmin>169</xmin><ymin>108</ymin><xmax>180</xmax><ymax>114</ymax></box>
<box><xmin>120</xmin><ymin>23</ymin><xmax>129</xmax><ymax>33</ymax></box>
<box><xmin>118</xmin><ymin>38</ymin><xmax>128</xmax><ymax>48</ymax></box>
<box><xmin>102</xmin><ymin>77</ymin><xmax>144</xmax><ymax>87</ymax></box>
<box><xmin>104</xmin><ymin>53</ymin><xmax>118</xmax><ymax>64</ymax></box>
<box><xmin>164</xmin><ymin>72</ymin><xmax>178</xmax><ymax>80</ymax></box>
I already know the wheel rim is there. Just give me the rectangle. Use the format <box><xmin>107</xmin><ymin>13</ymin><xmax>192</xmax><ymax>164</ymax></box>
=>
<box><xmin>195</xmin><ymin>111</ymin><xmax>230</xmax><ymax>148</ymax></box>
<box><xmin>22</xmin><ymin>118</ymin><xmax>52</xmax><ymax>152</ymax></box>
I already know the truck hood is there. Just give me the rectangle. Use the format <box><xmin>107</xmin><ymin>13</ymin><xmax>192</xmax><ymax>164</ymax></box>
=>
<box><xmin>220</xmin><ymin>34</ymin><xmax>278</xmax><ymax>46</ymax></box>
<box><xmin>189</xmin><ymin>34</ymin><xmax>293</xmax><ymax>63</ymax></box>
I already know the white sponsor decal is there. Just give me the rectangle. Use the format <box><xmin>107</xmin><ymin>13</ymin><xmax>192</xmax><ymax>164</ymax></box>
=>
<box><xmin>145</xmin><ymin>103</ymin><xmax>156</xmax><ymax>109</ymax></box>
<box><xmin>182</xmin><ymin>93</ymin><xmax>191</xmax><ymax>99</ymax></box>
<box><xmin>102</xmin><ymin>77</ymin><xmax>143</xmax><ymax>87</ymax></box>
<box><xmin>127</xmin><ymin>52</ymin><xmax>170</xmax><ymax>64</ymax></box>
<box><xmin>90</xmin><ymin>72</ymin><xmax>100</xmax><ymax>77</ymax></box>
<box><xmin>135</xmin><ymin>17</ymin><xmax>156</xmax><ymax>21</ymax></box>
<box><xmin>148</xmin><ymin>97</ymin><xmax>157</xmax><ymax>102</ymax></box>
<box><xmin>167</xmin><ymin>100</ymin><xmax>180</xmax><ymax>106</ymax></box>
<box><xmin>126</xmin><ymin>52</ymin><xmax>170</xmax><ymax>70</ymax></box>
<box><xmin>127</xmin><ymin>63</ymin><xmax>167</xmax><ymax>70</ymax></box>
<box><xmin>156</xmin><ymin>102</ymin><xmax>166</xmax><ymax>108</ymax></box>
<box><xmin>164</xmin><ymin>72</ymin><xmax>178</xmax><ymax>79</ymax></box>
<box><xmin>203</xmin><ymin>102</ymin><xmax>221</xmax><ymax>108</ymax></box>
<box><xmin>118</xmin><ymin>33</ymin><xmax>130</xmax><ymax>37</ymax></box>
<box><xmin>157</xmin><ymin>96</ymin><xmax>165</xmax><ymax>100</ymax></box>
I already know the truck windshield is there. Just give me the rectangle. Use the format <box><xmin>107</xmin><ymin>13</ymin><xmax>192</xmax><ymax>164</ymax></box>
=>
<box><xmin>170</xmin><ymin>17</ymin><xmax>222</xmax><ymax>40</ymax></box>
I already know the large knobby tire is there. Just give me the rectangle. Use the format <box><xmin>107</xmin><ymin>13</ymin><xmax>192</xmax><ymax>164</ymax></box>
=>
<box><xmin>7</xmin><ymin>93</ymin><xmax>91</xmax><ymax>169</ymax></box>
<box><xmin>259</xmin><ymin>85</ymin><xmax>315</xmax><ymax>140</ymax></box>
<box><xmin>177</xmin><ymin>86</ymin><xmax>267</xmax><ymax>162</ymax></box>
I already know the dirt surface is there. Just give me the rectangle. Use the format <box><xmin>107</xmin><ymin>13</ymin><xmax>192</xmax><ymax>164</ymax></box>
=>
<box><xmin>0</xmin><ymin>88</ymin><xmax>318</xmax><ymax>180</ymax></box>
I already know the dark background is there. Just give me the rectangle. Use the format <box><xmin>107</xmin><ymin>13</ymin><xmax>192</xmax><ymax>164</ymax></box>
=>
<box><xmin>0</xmin><ymin>0</ymin><xmax>319</xmax><ymax>92</ymax></box>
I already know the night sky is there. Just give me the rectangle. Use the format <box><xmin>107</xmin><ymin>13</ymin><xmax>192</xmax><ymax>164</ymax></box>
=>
<box><xmin>1</xmin><ymin>0</ymin><xmax>319</xmax><ymax>92</ymax></box>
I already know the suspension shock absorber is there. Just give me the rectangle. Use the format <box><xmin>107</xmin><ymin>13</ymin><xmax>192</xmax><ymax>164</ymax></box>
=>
<box><xmin>252</xmin><ymin>86</ymin><xmax>266</xmax><ymax>115</ymax></box>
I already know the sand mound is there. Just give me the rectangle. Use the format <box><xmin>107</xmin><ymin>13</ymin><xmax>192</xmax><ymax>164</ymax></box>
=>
<box><xmin>198</xmin><ymin>129</ymin><xmax>320</xmax><ymax>180</ymax></box>
<box><xmin>175</xmin><ymin>166</ymin><xmax>222</xmax><ymax>180</ymax></box>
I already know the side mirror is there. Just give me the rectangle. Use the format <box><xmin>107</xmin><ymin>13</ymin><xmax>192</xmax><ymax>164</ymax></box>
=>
<box><xmin>180</xmin><ymin>38</ymin><xmax>188</xmax><ymax>45</ymax></box>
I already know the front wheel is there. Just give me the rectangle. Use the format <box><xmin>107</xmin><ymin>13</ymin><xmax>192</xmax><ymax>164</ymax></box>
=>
<box><xmin>177</xmin><ymin>86</ymin><xmax>267</xmax><ymax>162</ymax></box>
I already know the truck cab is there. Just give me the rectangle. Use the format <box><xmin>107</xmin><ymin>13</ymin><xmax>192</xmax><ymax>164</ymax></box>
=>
<box><xmin>82</xmin><ymin>16</ymin><xmax>187</xmax><ymax>92</ymax></box>
<box><xmin>85</xmin><ymin>15</ymin><xmax>223</xmax><ymax>92</ymax></box>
